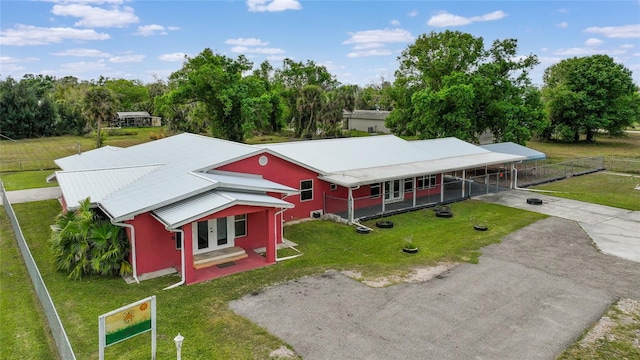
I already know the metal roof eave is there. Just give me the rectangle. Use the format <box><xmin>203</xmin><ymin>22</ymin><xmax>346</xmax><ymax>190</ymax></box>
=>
<box><xmin>319</xmin><ymin>154</ymin><xmax>527</xmax><ymax>187</ymax></box>
<box><xmin>152</xmin><ymin>196</ymin><xmax>294</xmax><ymax>229</ymax></box>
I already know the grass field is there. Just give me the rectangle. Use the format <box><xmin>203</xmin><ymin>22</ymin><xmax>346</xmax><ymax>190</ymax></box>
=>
<box><xmin>532</xmin><ymin>172</ymin><xmax>640</xmax><ymax>211</ymax></box>
<box><xmin>526</xmin><ymin>132</ymin><xmax>640</xmax><ymax>162</ymax></box>
<box><xmin>0</xmin><ymin>207</ymin><xmax>59</xmax><ymax>360</ymax></box>
<box><xmin>9</xmin><ymin>199</ymin><xmax>544</xmax><ymax>359</ymax></box>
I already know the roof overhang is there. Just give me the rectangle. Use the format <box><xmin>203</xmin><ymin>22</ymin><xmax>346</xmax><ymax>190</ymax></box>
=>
<box><xmin>152</xmin><ymin>190</ymin><xmax>293</xmax><ymax>229</ymax></box>
<box><xmin>319</xmin><ymin>152</ymin><xmax>526</xmax><ymax>187</ymax></box>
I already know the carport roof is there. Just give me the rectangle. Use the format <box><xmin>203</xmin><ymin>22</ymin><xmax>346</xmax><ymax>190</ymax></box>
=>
<box><xmin>320</xmin><ymin>152</ymin><xmax>526</xmax><ymax>187</ymax></box>
<box><xmin>480</xmin><ymin>142</ymin><xmax>546</xmax><ymax>161</ymax></box>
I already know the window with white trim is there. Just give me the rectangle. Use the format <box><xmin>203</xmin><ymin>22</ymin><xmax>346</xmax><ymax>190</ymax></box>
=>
<box><xmin>300</xmin><ymin>179</ymin><xmax>313</xmax><ymax>201</ymax></box>
<box><xmin>417</xmin><ymin>175</ymin><xmax>437</xmax><ymax>190</ymax></box>
<box><xmin>175</xmin><ymin>230</ymin><xmax>182</xmax><ymax>250</ymax></box>
<box><xmin>370</xmin><ymin>183</ymin><xmax>381</xmax><ymax>198</ymax></box>
<box><xmin>234</xmin><ymin>214</ymin><xmax>247</xmax><ymax>237</ymax></box>
<box><xmin>330</xmin><ymin>183</ymin><xmax>337</xmax><ymax>191</ymax></box>
<box><xmin>404</xmin><ymin>178</ymin><xmax>414</xmax><ymax>193</ymax></box>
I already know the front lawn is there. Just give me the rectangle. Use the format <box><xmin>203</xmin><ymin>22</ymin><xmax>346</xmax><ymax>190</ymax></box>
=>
<box><xmin>12</xmin><ymin>199</ymin><xmax>545</xmax><ymax>359</ymax></box>
<box><xmin>532</xmin><ymin>172</ymin><xmax>640</xmax><ymax>211</ymax></box>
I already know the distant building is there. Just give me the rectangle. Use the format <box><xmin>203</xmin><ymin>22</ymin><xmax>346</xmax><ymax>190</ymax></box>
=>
<box><xmin>111</xmin><ymin>111</ymin><xmax>162</xmax><ymax>128</ymax></box>
<box><xmin>342</xmin><ymin>110</ymin><xmax>390</xmax><ymax>133</ymax></box>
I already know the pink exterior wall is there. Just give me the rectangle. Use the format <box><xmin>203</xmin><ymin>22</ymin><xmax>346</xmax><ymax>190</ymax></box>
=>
<box><xmin>128</xmin><ymin>204</ymin><xmax>280</xmax><ymax>284</ymax></box>
<box><xmin>217</xmin><ymin>153</ymin><xmax>325</xmax><ymax>221</ymax></box>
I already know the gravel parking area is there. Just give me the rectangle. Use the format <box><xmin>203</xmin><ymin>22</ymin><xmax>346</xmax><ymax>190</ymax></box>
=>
<box><xmin>230</xmin><ymin>217</ymin><xmax>640</xmax><ymax>359</ymax></box>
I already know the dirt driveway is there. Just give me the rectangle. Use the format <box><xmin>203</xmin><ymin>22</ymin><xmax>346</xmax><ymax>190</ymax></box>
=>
<box><xmin>230</xmin><ymin>217</ymin><xmax>640</xmax><ymax>359</ymax></box>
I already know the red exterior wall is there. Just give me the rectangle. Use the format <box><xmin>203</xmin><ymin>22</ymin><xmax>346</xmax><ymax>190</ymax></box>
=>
<box><xmin>128</xmin><ymin>204</ymin><xmax>281</xmax><ymax>284</ymax></box>
<box><xmin>217</xmin><ymin>153</ymin><xmax>325</xmax><ymax>221</ymax></box>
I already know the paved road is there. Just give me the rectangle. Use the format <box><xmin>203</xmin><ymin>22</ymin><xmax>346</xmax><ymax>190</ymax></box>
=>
<box><xmin>478</xmin><ymin>189</ymin><xmax>640</xmax><ymax>263</ymax></box>
<box><xmin>231</xmin><ymin>216</ymin><xmax>640</xmax><ymax>359</ymax></box>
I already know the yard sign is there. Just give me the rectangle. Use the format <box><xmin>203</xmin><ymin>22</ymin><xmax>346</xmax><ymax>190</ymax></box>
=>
<box><xmin>98</xmin><ymin>296</ymin><xmax>156</xmax><ymax>360</ymax></box>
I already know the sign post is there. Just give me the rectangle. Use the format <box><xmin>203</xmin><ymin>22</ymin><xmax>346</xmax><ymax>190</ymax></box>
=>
<box><xmin>99</xmin><ymin>296</ymin><xmax>156</xmax><ymax>360</ymax></box>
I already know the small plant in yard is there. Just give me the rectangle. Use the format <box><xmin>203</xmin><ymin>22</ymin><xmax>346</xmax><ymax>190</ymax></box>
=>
<box><xmin>402</xmin><ymin>235</ymin><xmax>418</xmax><ymax>253</ymax></box>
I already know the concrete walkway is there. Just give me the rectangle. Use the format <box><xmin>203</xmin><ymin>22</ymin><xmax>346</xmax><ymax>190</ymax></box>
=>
<box><xmin>477</xmin><ymin>189</ymin><xmax>640</xmax><ymax>263</ymax></box>
<box><xmin>0</xmin><ymin>186</ymin><xmax>61</xmax><ymax>205</ymax></box>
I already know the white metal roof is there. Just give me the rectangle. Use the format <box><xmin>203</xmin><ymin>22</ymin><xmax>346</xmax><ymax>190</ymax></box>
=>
<box><xmin>480</xmin><ymin>142</ymin><xmax>547</xmax><ymax>161</ymax></box>
<box><xmin>56</xmin><ymin>165</ymin><xmax>161</xmax><ymax>209</ymax></box>
<box><xmin>152</xmin><ymin>190</ymin><xmax>293</xmax><ymax>228</ymax></box>
<box><xmin>261</xmin><ymin>135</ymin><xmax>442</xmax><ymax>173</ymax></box>
<box><xmin>195</xmin><ymin>171</ymin><xmax>298</xmax><ymax>195</ymax></box>
<box><xmin>320</xmin><ymin>152</ymin><xmax>526</xmax><ymax>187</ymax></box>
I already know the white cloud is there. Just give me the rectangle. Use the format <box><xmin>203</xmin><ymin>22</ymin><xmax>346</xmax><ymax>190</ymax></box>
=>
<box><xmin>167</xmin><ymin>26</ymin><xmax>180</xmax><ymax>31</ymax></box>
<box><xmin>343</xmin><ymin>29</ymin><xmax>412</xmax><ymax>58</ymax></box>
<box><xmin>390</xmin><ymin>19</ymin><xmax>400</xmax><ymax>26</ymax></box>
<box><xmin>225</xmin><ymin>38</ymin><xmax>268</xmax><ymax>46</ymax></box>
<box><xmin>584</xmin><ymin>24</ymin><xmax>640</xmax><ymax>38</ymax></box>
<box><xmin>343</xmin><ymin>29</ymin><xmax>413</xmax><ymax>45</ymax></box>
<box><xmin>553</xmin><ymin>47</ymin><xmax>625</xmax><ymax>56</ymax></box>
<box><xmin>158</xmin><ymin>53</ymin><xmax>188</xmax><ymax>62</ymax></box>
<box><xmin>557</xmin><ymin>22</ymin><xmax>568</xmax><ymax>28</ymax></box>
<box><xmin>52</xmin><ymin>4</ymin><xmax>139</xmax><ymax>28</ymax></box>
<box><xmin>584</xmin><ymin>38</ymin><xmax>603</xmax><ymax>46</ymax></box>
<box><xmin>266</xmin><ymin>55</ymin><xmax>286</xmax><ymax>62</ymax></box>
<box><xmin>135</xmin><ymin>24</ymin><xmax>170</xmax><ymax>36</ymax></box>
<box><xmin>46</xmin><ymin>1</ymin><xmax>125</xmax><ymax>4</ymax></box>
<box><xmin>230</xmin><ymin>46</ymin><xmax>284</xmax><ymax>54</ymax></box>
<box><xmin>427</xmin><ymin>10</ymin><xmax>507</xmax><ymax>27</ymax></box>
<box><xmin>59</xmin><ymin>59</ymin><xmax>108</xmax><ymax>72</ymax></box>
<box><xmin>347</xmin><ymin>49</ymin><xmax>393</xmax><ymax>58</ymax></box>
<box><xmin>246</xmin><ymin>0</ymin><xmax>301</xmax><ymax>12</ymax></box>
<box><xmin>620</xmin><ymin>44</ymin><xmax>635</xmax><ymax>49</ymax></box>
<box><xmin>51</xmin><ymin>48</ymin><xmax>110</xmax><ymax>57</ymax></box>
<box><xmin>318</xmin><ymin>60</ymin><xmax>345</xmax><ymax>71</ymax></box>
<box><xmin>408</xmin><ymin>10</ymin><xmax>419</xmax><ymax>17</ymax></box>
<box><xmin>557</xmin><ymin>8</ymin><xmax>568</xmax><ymax>13</ymax></box>
<box><xmin>109</xmin><ymin>54</ymin><xmax>145</xmax><ymax>63</ymax></box>
<box><xmin>0</xmin><ymin>24</ymin><xmax>110</xmax><ymax>46</ymax></box>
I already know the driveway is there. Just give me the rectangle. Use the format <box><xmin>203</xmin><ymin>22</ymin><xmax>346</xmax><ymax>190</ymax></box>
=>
<box><xmin>0</xmin><ymin>186</ymin><xmax>61</xmax><ymax>205</ymax></box>
<box><xmin>478</xmin><ymin>189</ymin><xmax>640</xmax><ymax>263</ymax></box>
<box><xmin>230</xmin><ymin>216</ymin><xmax>640</xmax><ymax>359</ymax></box>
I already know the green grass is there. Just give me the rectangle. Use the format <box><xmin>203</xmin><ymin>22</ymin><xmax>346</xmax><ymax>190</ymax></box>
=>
<box><xmin>557</xmin><ymin>300</ymin><xmax>640</xmax><ymax>360</ymax></box>
<box><xmin>526</xmin><ymin>132</ymin><xmax>640</xmax><ymax>163</ymax></box>
<box><xmin>0</xmin><ymin>207</ymin><xmax>59</xmax><ymax>360</ymax></box>
<box><xmin>532</xmin><ymin>172</ymin><xmax>640</xmax><ymax>211</ymax></box>
<box><xmin>0</xmin><ymin>170</ymin><xmax>58</xmax><ymax>191</ymax></box>
<box><xmin>10</xmin><ymin>199</ymin><xmax>544</xmax><ymax>359</ymax></box>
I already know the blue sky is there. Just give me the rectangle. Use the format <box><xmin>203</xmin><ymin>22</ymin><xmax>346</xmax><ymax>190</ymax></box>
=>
<box><xmin>1</xmin><ymin>0</ymin><xmax>639</xmax><ymax>87</ymax></box>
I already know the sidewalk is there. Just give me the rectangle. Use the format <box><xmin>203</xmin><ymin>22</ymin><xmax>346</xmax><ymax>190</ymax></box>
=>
<box><xmin>0</xmin><ymin>186</ymin><xmax>62</xmax><ymax>205</ymax></box>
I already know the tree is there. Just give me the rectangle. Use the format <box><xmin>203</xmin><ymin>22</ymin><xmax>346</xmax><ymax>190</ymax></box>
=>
<box><xmin>386</xmin><ymin>31</ymin><xmax>544</xmax><ymax>144</ymax></box>
<box><xmin>157</xmin><ymin>48</ymin><xmax>268</xmax><ymax>142</ymax></box>
<box><xmin>104</xmin><ymin>78</ymin><xmax>149</xmax><ymax>111</ymax></box>
<box><xmin>83</xmin><ymin>86</ymin><xmax>117</xmax><ymax>147</ymax></box>
<box><xmin>0</xmin><ymin>75</ymin><xmax>58</xmax><ymax>139</ymax></box>
<box><xmin>50</xmin><ymin>198</ymin><xmax>132</xmax><ymax>280</ymax></box>
<box><xmin>542</xmin><ymin>55</ymin><xmax>640</xmax><ymax>142</ymax></box>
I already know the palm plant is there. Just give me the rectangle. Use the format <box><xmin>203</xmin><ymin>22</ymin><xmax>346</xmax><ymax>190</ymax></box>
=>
<box><xmin>50</xmin><ymin>198</ymin><xmax>132</xmax><ymax>280</ymax></box>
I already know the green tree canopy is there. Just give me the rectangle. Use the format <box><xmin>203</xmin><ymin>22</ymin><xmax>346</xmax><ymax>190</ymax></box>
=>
<box><xmin>157</xmin><ymin>48</ymin><xmax>276</xmax><ymax>142</ymax></box>
<box><xmin>542</xmin><ymin>54</ymin><xmax>640</xmax><ymax>142</ymax></box>
<box><xmin>386</xmin><ymin>30</ymin><xmax>545</xmax><ymax>145</ymax></box>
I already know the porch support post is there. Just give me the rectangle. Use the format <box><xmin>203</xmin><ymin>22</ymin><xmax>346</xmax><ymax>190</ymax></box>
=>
<box><xmin>461</xmin><ymin>169</ymin><xmax>466</xmax><ymax>198</ymax></box>
<box><xmin>412</xmin><ymin>177</ymin><xmax>416</xmax><ymax>208</ymax></box>
<box><xmin>440</xmin><ymin>173</ymin><xmax>444</xmax><ymax>203</ymax></box>
<box><xmin>183</xmin><ymin>224</ymin><xmax>195</xmax><ymax>284</ymax></box>
<box><xmin>348</xmin><ymin>187</ymin><xmax>354</xmax><ymax>223</ymax></box>
<box><xmin>266</xmin><ymin>209</ymin><xmax>276</xmax><ymax>263</ymax></box>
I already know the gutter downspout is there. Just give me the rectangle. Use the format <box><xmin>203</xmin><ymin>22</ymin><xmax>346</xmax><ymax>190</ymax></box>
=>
<box><xmin>163</xmin><ymin>227</ymin><xmax>185</xmax><ymax>290</ymax></box>
<box><xmin>111</xmin><ymin>220</ymin><xmax>139</xmax><ymax>284</ymax></box>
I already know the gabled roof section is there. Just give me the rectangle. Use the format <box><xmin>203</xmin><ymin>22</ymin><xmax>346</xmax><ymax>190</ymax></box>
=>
<box><xmin>56</xmin><ymin>165</ymin><xmax>162</xmax><ymax>209</ymax></box>
<box><xmin>195</xmin><ymin>170</ymin><xmax>298</xmax><ymax>195</ymax></box>
<box><xmin>152</xmin><ymin>190</ymin><xmax>293</xmax><ymax>228</ymax></box>
<box><xmin>480</xmin><ymin>142</ymin><xmax>546</xmax><ymax>161</ymax></box>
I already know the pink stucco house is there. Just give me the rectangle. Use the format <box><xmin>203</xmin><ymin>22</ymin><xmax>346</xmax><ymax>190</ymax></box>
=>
<box><xmin>51</xmin><ymin>133</ymin><xmax>534</xmax><ymax>286</ymax></box>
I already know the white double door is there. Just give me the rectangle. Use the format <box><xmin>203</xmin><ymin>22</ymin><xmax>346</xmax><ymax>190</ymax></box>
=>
<box><xmin>384</xmin><ymin>179</ymin><xmax>403</xmax><ymax>203</ymax></box>
<box><xmin>193</xmin><ymin>217</ymin><xmax>235</xmax><ymax>254</ymax></box>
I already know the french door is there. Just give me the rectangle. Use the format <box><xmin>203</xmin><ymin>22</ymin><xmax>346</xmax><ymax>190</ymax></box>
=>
<box><xmin>193</xmin><ymin>217</ymin><xmax>234</xmax><ymax>254</ymax></box>
<box><xmin>384</xmin><ymin>180</ymin><xmax>403</xmax><ymax>203</ymax></box>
